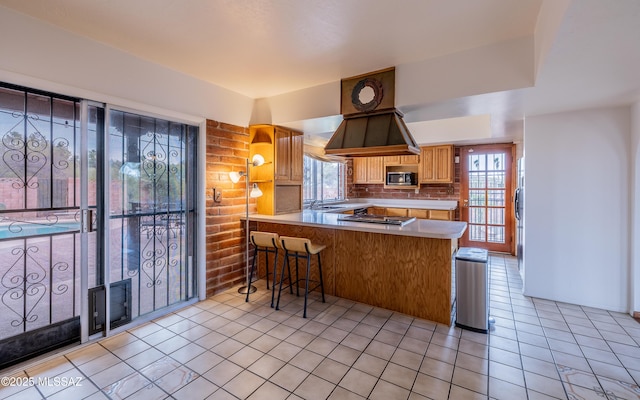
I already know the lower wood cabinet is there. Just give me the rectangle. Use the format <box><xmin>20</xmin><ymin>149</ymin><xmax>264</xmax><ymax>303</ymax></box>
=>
<box><xmin>368</xmin><ymin>206</ymin><xmax>454</xmax><ymax>220</ymax></box>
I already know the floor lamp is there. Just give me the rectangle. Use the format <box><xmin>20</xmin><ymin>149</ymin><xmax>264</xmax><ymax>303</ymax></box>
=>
<box><xmin>230</xmin><ymin>154</ymin><xmax>264</xmax><ymax>298</ymax></box>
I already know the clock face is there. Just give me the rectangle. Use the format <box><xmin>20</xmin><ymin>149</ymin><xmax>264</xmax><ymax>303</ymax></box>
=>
<box><xmin>351</xmin><ymin>77</ymin><xmax>384</xmax><ymax>112</ymax></box>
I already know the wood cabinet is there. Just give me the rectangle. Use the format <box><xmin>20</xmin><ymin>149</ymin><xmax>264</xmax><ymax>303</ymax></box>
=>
<box><xmin>368</xmin><ymin>207</ymin><xmax>454</xmax><ymax>220</ymax></box>
<box><xmin>275</xmin><ymin>126</ymin><xmax>303</xmax><ymax>184</ymax></box>
<box><xmin>408</xmin><ymin>208</ymin><xmax>454</xmax><ymax>220</ymax></box>
<box><xmin>367</xmin><ymin>206</ymin><xmax>385</xmax><ymax>215</ymax></box>
<box><xmin>386</xmin><ymin>207</ymin><xmax>408</xmax><ymax>217</ymax></box>
<box><xmin>250</xmin><ymin>125</ymin><xmax>304</xmax><ymax>215</ymax></box>
<box><xmin>384</xmin><ymin>155</ymin><xmax>419</xmax><ymax>165</ymax></box>
<box><xmin>428</xmin><ymin>209</ymin><xmax>453</xmax><ymax>220</ymax></box>
<box><xmin>420</xmin><ymin>145</ymin><xmax>454</xmax><ymax>184</ymax></box>
<box><xmin>353</xmin><ymin>157</ymin><xmax>384</xmax><ymax>184</ymax></box>
<box><xmin>408</xmin><ymin>209</ymin><xmax>428</xmax><ymax>219</ymax></box>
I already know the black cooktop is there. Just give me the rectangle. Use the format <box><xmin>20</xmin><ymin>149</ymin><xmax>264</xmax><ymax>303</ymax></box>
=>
<box><xmin>337</xmin><ymin>214</ymin><xmax>416</xmax><ymax>227</ymax></box>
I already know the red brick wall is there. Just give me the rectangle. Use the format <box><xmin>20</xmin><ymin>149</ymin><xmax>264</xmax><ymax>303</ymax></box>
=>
<box><xmin>205</xmin><ymin>120</ymin><xmax>256</xmax><ymax>297</ymax></box>
<box><xmin>348</xmin><ymin>147</ymin><xmax>462</xmax><ymax>220</ymax></box>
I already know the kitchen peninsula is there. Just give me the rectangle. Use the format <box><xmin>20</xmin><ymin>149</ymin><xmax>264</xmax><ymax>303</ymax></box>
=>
<box><xmin>250</xmin><ymin>209</ymin><xmax>466</xmax><ymax>325</ymax></box>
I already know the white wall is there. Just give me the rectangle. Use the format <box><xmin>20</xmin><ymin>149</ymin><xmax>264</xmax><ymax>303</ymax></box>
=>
<box><xmin>525</xmin><ymin>106</ymin><xmax>631</xmax><ymax>312</ymax></box>
<box><xmin>0</xmin><ymin>6</ymin><xmax>253</xmax><ymax>127</ymax></box>
<box><xmin>631</xmin><ymin>102</ymin><xmax>640</xmax><ymax>313</ymax></box>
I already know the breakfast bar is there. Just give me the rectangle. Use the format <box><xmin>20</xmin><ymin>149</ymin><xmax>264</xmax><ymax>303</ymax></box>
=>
<box><xmin>250</xmin><ymin>210</ymin><xmax>467</xmax><ymax>325</ymax></box>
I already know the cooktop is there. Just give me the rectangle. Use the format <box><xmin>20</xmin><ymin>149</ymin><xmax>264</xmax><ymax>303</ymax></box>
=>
<box><xmin>337</xmin><ymin>214</ymin><xmax>416</xmax><ymax>227</ymax></box>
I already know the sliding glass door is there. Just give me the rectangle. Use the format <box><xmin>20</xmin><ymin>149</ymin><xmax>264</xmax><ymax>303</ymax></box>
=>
<box><xmin>0</xmin><ymin>82</ymin><xmax>198</xmax><ymax>368</ymax></box>
<box><xmin>107</xmin><ymin>110</ymin><xmax>197</xmax><ymax>322</ymax></box>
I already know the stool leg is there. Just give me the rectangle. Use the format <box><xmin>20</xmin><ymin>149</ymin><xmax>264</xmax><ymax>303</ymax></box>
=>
<box><xmin>303</xmin><ymin>253</ymin><xmax>311</xmax><ymax>318</ymax></box>
<box><xmin>287</xmin><ymin>253</ymin><xmax>293</xmax><ymax>294</ymax></box>
<box><xmin>276</xmin><ymin>251</ymin><xmax>289</xmax><ymax>311</ymax></box>
<box><xmin>295</xmin><ymin>254</ymin><xmax>300</xmax><ymax>297</ymax></box>
<box><xmin>317</xmin><ymin>253</ymin><xmax>325</xmax><ymax>303</ymax></box>
<box><xmin>265</xmin><ymin>249</ymin><xmax>270</xmax><ymax>290</ymax></box>
<box><xmin>246</xmin><ymin>245</ymin><xmax>259</xmax><ymax>302</ymax></box>
<box><xmin>270</xmin><ymin>248</ymin><xmax>278</xmax><ymax>308</ymax></box>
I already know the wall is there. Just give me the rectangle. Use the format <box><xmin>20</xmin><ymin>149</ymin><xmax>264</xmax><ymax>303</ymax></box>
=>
<box><xmin>525</xmin><ymin>106</ymin><xmax>630</xmax><ymax>312</ymax></box>
<box><xmin>631</xmin><ymin>101</ymin><xmax>640</xmax><ymax>314</ymax></box>
<box><xmin>204</xmin><ymin>120</ymin><xmax>259</xmax><ymax>297</ymax></box>
<box><xmin>0</xmin><ymin>6</ymin><xmax>252</xmax><ymax>127</ymax></box>
<box><xmin>348</xmin><ymin>148</ymin><xmax>462</xmax><ymax>220</ymax></box>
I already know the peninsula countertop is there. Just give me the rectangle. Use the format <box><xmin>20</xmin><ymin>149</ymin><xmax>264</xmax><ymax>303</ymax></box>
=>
<box><xmin>248</xmin><ymin>210</ymin><xmax>467</xmax><ymax>239</ymax></box>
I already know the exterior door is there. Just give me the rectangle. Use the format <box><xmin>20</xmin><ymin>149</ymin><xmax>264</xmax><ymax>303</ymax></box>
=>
<box><xmin>459</xmin><ymin>144</ymin><xmax>514</xmax><ymax>253</ymax></box>
<box><xmin>0</xmin><ymin>85</ymin><xmax>100</xmax><ymax>368</ymax></box>
<box><xmin>106</xmin><ymin>109</ymin><xmax>197</xmax><ymax>327</ymax></box>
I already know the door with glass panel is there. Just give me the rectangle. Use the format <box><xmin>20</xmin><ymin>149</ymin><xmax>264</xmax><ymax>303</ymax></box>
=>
<box><xmin>0</xmin><ymin>85</ymin><xmax>101</xmax><ymax>368</ymax></box>
<box><xmin>459</xmin><ymin>144</ymin><xmax>514</xmax><ymax>253</ymax></box>
<box><xmin>107</xmin><ymin>110</ymin><xmax>197</xmax><ymax>324</ymax></box>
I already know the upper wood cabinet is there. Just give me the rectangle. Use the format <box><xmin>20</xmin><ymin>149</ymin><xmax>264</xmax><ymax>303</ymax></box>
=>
<box><xmin>275</xmin><ymin>127</ymin><xmax>303</xmax><ymax>184</ymax></box>
<box><xmin>420</xmin><ymin>145</ymin><xmax>454</xmax><ymax>184</ymax></box>
<box><xmin>250</xmin><ymin>125</ymin><xmax>303</xmax><ymax>215</ymax></box>
<box><xmin>353</xmin><ymin>157</ymin><xmax>384</xmax><ymax>184</ymax></box>
<box><xmin>385</xmin><ymin>155</ymin><xmax>420</xmax><ymax>165</ymax></box>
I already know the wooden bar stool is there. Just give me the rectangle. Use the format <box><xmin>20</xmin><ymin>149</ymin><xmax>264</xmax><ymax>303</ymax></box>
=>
<box><xmin>276</xmin><ymin>236</ymin><xmax>326</xmax><ymax>318</ymax></box>
<box><xmin>248</xmin><ymin>231</ymin><xmax>290</xmax><ymax>306</ymax></box>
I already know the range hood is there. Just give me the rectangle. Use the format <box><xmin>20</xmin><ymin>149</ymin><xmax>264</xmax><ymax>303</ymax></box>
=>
<box><xmin>324</xmin><ymin>109</ymin><xmax>420</xmax><ymax>157</ymax></box>
<box><xmin>324</xmin><ymin>67</ymin><xmax>420</xmax><ymax>157</ymax></box>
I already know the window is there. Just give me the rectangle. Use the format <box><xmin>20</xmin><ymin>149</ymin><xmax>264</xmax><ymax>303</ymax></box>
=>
<box><xmin>303</xmin><ymin>155</ymin><xmax>345</xmax><ymax>203</ymax></box>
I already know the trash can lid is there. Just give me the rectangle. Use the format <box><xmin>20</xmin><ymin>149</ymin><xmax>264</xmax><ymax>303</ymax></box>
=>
<box><xmin>456</xmin><ymin>247</ymin><xmax>488</xmax><ymax>263</ymax></box>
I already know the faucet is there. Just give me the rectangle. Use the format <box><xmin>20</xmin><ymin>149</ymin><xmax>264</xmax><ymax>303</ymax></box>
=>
<box><xmin>308</xmin><ymin>200</ymin><xmax>319</xmax><ymax>209</ymax></box>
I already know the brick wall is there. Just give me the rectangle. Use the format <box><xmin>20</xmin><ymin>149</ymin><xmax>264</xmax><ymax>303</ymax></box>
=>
<box><xmin>205</xmin><ymin>120</ymin><xmax>256</xmax><ymax>297</ymax></box>
<box><xmin>348</xmin><ymin>147</ymin><xmax>462</xmax><ymax>220</ymax></box>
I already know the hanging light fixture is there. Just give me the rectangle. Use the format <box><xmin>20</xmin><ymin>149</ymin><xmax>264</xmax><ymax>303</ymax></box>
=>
<box><xmin>229</xmin><ymin>154</ymin><xmax>265</xmax><ymax>298</ymax></box>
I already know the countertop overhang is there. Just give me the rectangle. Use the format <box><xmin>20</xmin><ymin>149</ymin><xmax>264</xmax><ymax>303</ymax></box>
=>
<box><xmin>249</xmin><ymin>210</ymin><xmax>467</xmax><ymax>239</ymax></box>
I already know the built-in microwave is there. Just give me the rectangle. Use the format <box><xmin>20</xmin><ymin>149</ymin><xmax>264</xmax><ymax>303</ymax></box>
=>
<box><xmin>386</xmin><ymin>171</ymin><xmax>417</xmax><ymax>186</ymax></box>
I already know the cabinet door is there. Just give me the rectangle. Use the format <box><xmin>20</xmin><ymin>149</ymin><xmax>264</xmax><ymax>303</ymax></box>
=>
<box><xmin>386</xmin><ymin>208</ymin><xmax>408</xmax><ymax>217</ymax></box>
<box><xmin>401</xmin><ymin>155</ymin><xmax>420</xmax><ymax>164</ymax></box>
<box><xmin>368</xmin><ymin>157</ymin><xmax>385</xmax><ymax>183</ymax></box>
<box><xmin>384</xmin><ymin>156</ymin><xmax>400</xmax><ymax>165</ymax></box>
<box><xmin>275</xmin><ymin>127</ymin><xmax>290</xmax><ymax>182</ymax></box>
<box><xmin>428</xmin><ymin>209</ymin><xmax>453</xmax><ymax>220</ymax></box>
<box><xmin>368</xmin><ymin>206</ymin><xmax>385</xmax><ymax>215</ymax></box>
<box><xmin>408</xmin><ymin>208</ymin><xmax>428</xmax><ymax>219</ymax></box>
<box><xmin>420</xmin><ymin>147</ymin><xmax>435</xmax><ymax>183</ymax></box>
<box><xmin>433</xmin><ymin>145</ymin><xmax>453</xmax><ymax>183</ymax></box>
<box><xmin>290</xmin><ymin>133</ymin><xmax>304</xmax><ymax>183</ymax></box>
<box><xmin>353</xmin><ymin>158</ymin><xmax>368</xmax><ymax>184</ymax></box>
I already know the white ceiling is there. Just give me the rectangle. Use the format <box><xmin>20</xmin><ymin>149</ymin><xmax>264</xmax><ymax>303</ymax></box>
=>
<box><xmin>1</xmin><ymin>0</ymin><xmax>639</xmax><ymax>145</ymax></box>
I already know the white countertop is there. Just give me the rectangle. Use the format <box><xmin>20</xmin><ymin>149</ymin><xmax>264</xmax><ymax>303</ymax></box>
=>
<box><xmin>250</xmin><ymin>210</ymin><xmax>467</xmax><ymax>239</ymax></box>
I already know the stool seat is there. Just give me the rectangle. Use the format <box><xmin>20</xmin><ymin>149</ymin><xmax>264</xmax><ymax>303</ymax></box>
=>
<box><xmin>276</xmin><ymin>236</ymin><xmax>326</xmax><ymax>318</ymax></box>
<box><xmin>251</xmin><ymin>231</ymin><xmax>280</xmax><ymax>248</ymax></box>
<box><xmin>247</xmin><ymin>231</ymin><xmax>283</xmax><ymax>305</ymax></box>
<box><xmin>280</xmin><ymin>236</ymin><xmax>326</xmax><ymax>254</ymax></box>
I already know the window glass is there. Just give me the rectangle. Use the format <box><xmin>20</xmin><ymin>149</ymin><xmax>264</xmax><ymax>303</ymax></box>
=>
<box><xmin>303</xmin><ymin>155</ymin><xmax>345</xmax><ymax>203</ymax></box>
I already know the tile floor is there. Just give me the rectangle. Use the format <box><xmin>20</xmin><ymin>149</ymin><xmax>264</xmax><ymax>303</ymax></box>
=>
<box><xmin>2</xmin><ymin>254</ymin><xmax>640</xmax><ymax>399</ymax></box>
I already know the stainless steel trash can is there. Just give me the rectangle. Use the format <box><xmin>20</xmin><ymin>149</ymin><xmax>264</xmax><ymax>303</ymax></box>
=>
<box><xmin>455</xmin><ymin>247</ymin><xmax>489</xmax><ymax>333</ymax></box>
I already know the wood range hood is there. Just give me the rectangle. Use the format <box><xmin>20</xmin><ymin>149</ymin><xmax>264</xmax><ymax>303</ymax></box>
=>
<box><xmin>324</xmin><ymin>67</ymin><xmax>420</xmax><ymax>157</ymax></box>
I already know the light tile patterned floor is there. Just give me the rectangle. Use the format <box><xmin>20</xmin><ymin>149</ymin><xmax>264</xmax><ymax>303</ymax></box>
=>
<box><xmin>2</xmin><ymin>254</ymin><xmax>640</xmax><ymax>399</ymax></box>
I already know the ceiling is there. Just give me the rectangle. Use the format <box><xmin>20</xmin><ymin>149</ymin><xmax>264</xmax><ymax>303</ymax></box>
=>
<box><xmin>1</xmin><ymin>0</ymin><xmax>639</xmax><ymax>145</ymax></box>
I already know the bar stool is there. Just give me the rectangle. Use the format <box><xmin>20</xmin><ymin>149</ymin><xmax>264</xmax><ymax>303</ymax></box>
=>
<box><xmin>276</xmin><ymin>236</ymin><xmax>326</xmax><ymax>318</ymax></box>
<box><xmin>248</xmin><ymin>231</ymin><xmax>290</xmax><ymax>307</ymax></box>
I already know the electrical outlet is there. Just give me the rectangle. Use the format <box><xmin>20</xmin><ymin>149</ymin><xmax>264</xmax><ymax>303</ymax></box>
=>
<box><xmin>414</xmin><ymin>188</ymin><xmax>419</xmax><ymax>194</ymax></box>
